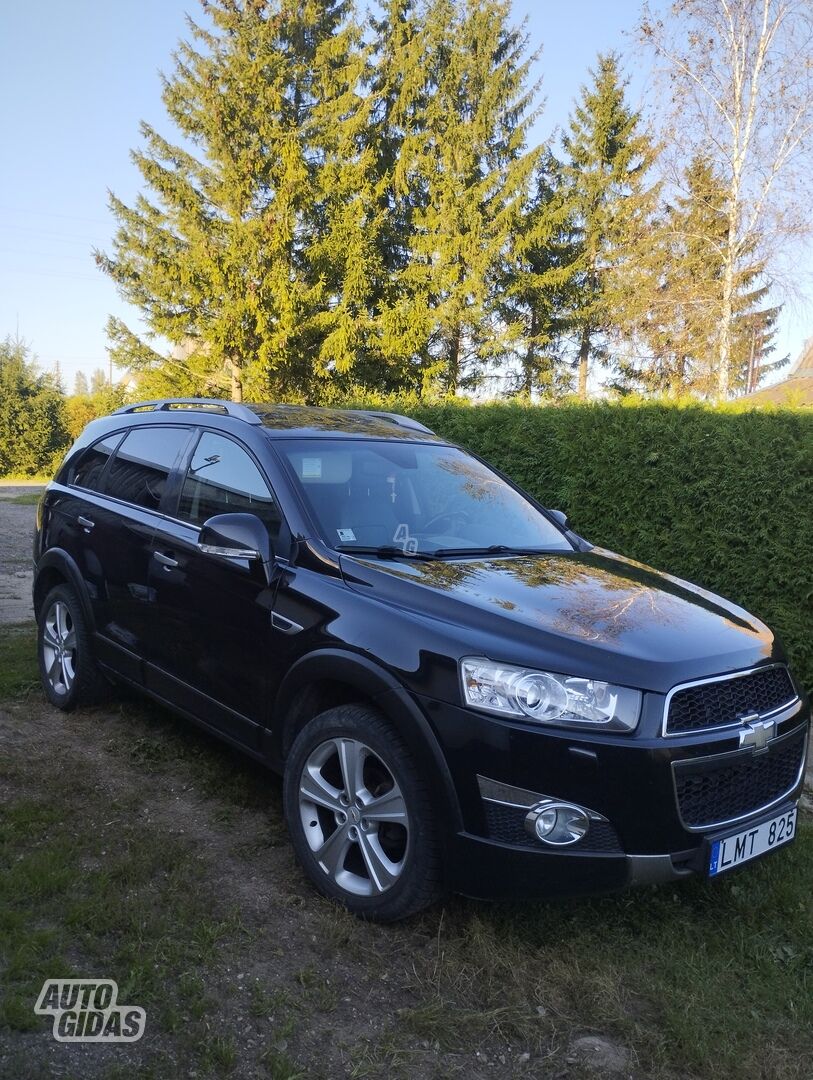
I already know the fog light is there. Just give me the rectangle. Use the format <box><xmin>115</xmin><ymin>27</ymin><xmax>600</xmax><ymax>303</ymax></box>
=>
<box><xmin>525</xmin><ymin>801</ymin><xmax>590</xmax><ymax>846</ymax></box>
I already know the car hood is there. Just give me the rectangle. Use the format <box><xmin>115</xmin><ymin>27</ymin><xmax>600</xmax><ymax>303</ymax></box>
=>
<box><xmin>338</xmin><ymin>547</ymin><xmax>778</xmax><ymax>692</ymax></box>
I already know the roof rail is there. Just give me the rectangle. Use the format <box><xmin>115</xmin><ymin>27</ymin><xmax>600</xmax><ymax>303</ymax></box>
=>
<box><xmin>347</xmin><ymin>410</ymin><xmax>434</xmax><ymax>435</ymax></box>
<box><xmin>112</xmin><ymin>398</ymin><xmax>262</xmax><ymax>425</ymax></box>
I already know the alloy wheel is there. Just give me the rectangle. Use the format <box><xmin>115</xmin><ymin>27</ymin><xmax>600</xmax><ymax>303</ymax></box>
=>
<box><xmin>298</xmin><ymin>737</ymin><xmax>410</xmax><ymax>896</ymax></box>
<box><xmin>41</xmin><ymin>600</ymin><xmax>77</xmax><ymax>696</ymax></box>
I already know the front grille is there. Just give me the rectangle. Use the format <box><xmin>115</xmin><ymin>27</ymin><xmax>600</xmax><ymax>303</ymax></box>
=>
<box><xmin>673</xmin><ymin>726</ymin><xmax>806</xmax><ymax>830</ymax></box>
<box><xmin>482</xmin><ymin>801</ymin><xmax>622</xmax><ymax>852</ymax></box>
<box><xmin>666</xmin><ymin>666</ymin><xmax>796</xmax><ymax>734</ymax></box>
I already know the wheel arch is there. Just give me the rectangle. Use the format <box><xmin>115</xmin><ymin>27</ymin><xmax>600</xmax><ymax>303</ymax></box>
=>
<box><xmin>267</xmin><ymin>649</ymin><xmax>462</xmax><ymax>834</ymax></box>
<box><xmin>34</xmin><ymin>549</ymin><xmax>95</xmax><ymax>631</ymax></box>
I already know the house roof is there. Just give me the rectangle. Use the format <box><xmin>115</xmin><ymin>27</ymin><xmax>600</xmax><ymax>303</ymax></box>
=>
<box><xmin>745</xmin><ymin>339</ymin><xmax>813</xmax><ymax>405</ymax></box>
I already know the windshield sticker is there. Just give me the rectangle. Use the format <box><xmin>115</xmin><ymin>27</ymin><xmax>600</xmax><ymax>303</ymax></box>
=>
<box><xmin>302</xmin><ymin>457</ymin><xmax>322</xmax><ymax>479</ymax></box>
<box><xmin>337</xmin><ymin>528</ymin><xmax>356</xmax><ymax>542</ymax></box>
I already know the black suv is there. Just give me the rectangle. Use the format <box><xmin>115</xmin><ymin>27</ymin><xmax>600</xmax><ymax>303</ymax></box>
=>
<box><xmin>33</xmin><ymin>399</ymin><xmax>809</xmax><ymax>920</ymax></box>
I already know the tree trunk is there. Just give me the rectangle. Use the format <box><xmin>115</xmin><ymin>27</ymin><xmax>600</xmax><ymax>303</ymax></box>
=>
<box><xmin>718</xmin><ymin>255</ymin><xmax>734</xmax><ymax>400</ymax></box>
<box><xmin>446</xmin><ymin>324</ymin><xmax>461</xmax><ymax>395</ymax></box>
<box><xmin>229</xmin><ymin>358</ymin><xmax>243</xmax><ymax>403</ymax></box>
<box><xmin>577</xmin><ymin>330</ymin><xmax>590</xmax><ymax>400</ymax></box>
<box><xmin>521</xmin><ymin>311</ymin><xmax>538</xmax><ymax>397</ymax></box>
<box><xmin>521</xmin><ymin>345</ymin><xmax>534</xmax><ymax>397</ymax></box>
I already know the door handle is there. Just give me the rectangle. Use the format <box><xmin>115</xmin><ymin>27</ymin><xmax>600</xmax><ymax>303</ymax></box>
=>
<box><xmin>77</xmin><ymin>516</ymin><xmax>95</xmax><ymax>531</ymax></box>
<box><xmin>153</xmin><ymin>551</ymin><xmax>179</xmax><ymax>569</ymax></box>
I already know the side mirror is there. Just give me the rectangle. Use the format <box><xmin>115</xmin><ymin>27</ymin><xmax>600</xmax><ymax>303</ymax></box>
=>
<box><xmin>198</xmin><ymin>513</ymin><xmax>274</xmax><ymax>582</ymax></box>
<box><xmin>548</xmin><ymin>508</ymin><xmax>569</xmax><ymax>529</ymax></box>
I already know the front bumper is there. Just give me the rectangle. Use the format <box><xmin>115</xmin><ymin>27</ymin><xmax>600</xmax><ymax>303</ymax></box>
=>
<box><xmin>445</xmin><ymin>799</ymin><xmax>801</xmax><ymax>900</ymax></box>
<box><xmin>414</xmin><ymin>691</ymin><xmax>809</xmax><ymax>899</ymax></box>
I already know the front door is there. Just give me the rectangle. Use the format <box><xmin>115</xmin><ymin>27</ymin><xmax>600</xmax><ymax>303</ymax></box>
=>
<box><xmin>144</xmin><ymin>429</ymin><xmax>288</xmax><ymax>749</ymax></box>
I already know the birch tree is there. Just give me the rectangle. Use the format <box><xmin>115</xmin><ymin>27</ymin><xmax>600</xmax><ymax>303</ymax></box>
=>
<box><xmin>640</xmin><ymin>0</ymin><xmax>813</xmax><ymax>398</ymax></box>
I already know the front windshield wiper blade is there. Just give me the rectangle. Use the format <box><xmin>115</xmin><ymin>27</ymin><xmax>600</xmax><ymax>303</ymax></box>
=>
<box><xmin>430</xmin><ymin>545</ymin><xmax>550</xmax><ymax>558</ymax></box>
<box><xmin>335</xmin><ymin>545</ymin><xmax>440</xmax><ymax>561</ymax></box>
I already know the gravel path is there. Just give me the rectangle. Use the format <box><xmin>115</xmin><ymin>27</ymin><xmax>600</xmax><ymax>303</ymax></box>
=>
<box><xmin>0</xmin><ymin>486</ymin><xmax>42</xmax><ymax>624</ymax></box>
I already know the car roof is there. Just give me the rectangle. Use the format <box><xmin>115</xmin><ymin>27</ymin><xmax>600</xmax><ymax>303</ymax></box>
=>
<box><xmin>110</xmin><ymin>399</ymin><xmax>443</xmax><ymax>442</ymax></box>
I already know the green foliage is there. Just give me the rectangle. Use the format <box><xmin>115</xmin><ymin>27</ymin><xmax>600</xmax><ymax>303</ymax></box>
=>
<box><xmin>64</xmin><ymin>384</ymin><xmax>128</xmax><ymax>440</ymax></box>
<box><xmin>98</xmin><ymin>0</ymin><xmax>372</xmax><ymax>402</ymax></box>
<box><xmin>559</xmin><ymin>52</ymin><xmax>660</xmax><ymax>396</ymax></box>
<box><xmin>399</xmin><ymin>0</ymin><xmax>540</xmax><ymax>394</ymax></box>
<box><xmin>339</xmin><ymin>394</ymin><xmax>813</xmax><ymax>689</ymax></box>
<box><xmin>97</xmin><ymin>0</ymin><xmax>544</xmax><ymax>402</ymax></box>
<box><xmin>496</xmin><ymin>150</ymin><xmax>575</xmax><ymax>397</ymax></box>
<box><xmin>0</xmin><ymin>339</ymin><xmax>70</xmax><ymax>477</ymax></box>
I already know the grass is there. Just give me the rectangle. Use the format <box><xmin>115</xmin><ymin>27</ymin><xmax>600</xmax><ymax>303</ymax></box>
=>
<box><xmin>0</xmin><ymin>491</ymin><xmax>44</xmax><ymax>504</ymax></box>
<box><xmin>380</xmin><ymin>844</ymin><xmax>813</xmax><ymax>1078</ymax></box>
<box><xmin>0</xmin><ymin>623</ymin><xmax>39</xmax><ymax>698</ymax></box>
<box><xmin>0</xmin><ymin>474</ymin><xmax>50</xmax><ymax>485</ymax></box>
<box><xmin>0</xmin><ymin>620</ymin><xmax>810</xmax><ymax>1079</ymax></box>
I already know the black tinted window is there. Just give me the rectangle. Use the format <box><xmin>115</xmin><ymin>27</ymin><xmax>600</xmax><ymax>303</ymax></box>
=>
<box><xmin>178</xmin><ymin>432</ymin><xmax>282</xmax><ymax>539</ymax></box>
<box><xmin>106</xmin><ymin>427</ymin><xmax>189</xmax><ymax>511</ymax></box>
<box><xmin>71</xmin><ymin>434</ymin><xmax>122</xmax><ymax>491</ymax></box>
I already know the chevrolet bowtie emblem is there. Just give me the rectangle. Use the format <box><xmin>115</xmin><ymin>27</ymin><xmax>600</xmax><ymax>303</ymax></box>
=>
<box><xmin>738</xmin><ymin>712</ymin><xmax>777</xmax><ymax>754</ymax></box>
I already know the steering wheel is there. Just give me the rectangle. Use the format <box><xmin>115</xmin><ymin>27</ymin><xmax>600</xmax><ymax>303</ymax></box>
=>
<box><xmin>422</xmin><ymin>508</ymin><xmax>473</xmax><ymax>534</ymax></box>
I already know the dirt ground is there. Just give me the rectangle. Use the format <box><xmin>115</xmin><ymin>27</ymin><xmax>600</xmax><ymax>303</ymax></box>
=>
<box><xmin>0</xmin><ymin>484</ymin><xmax>41</xmax><ymax>624</ymax></box>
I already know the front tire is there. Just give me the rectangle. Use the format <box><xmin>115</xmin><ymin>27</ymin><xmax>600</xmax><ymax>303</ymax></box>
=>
<box><xmin>283</xmin><ymin>704</ymin><xmax>444</xmax><ymax>921</ymax></box>
<box><xmin>37</xmin><ymin>584</ymin><xmax>106</xmax><ymax>710</ymax></box>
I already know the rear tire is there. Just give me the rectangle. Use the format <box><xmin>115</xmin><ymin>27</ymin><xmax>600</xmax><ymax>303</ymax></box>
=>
<box><xmin>283</xmin><ymin>704</ymin><xmax>444</xmax><ymax>921</ymax></box>
<box><xmin>37</xmin><ymin>584</ymin><xmax>107</xmax><ymax>710</ymax></box>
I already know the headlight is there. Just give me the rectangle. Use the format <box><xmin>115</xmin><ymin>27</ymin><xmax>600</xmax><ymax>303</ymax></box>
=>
<box><xmin>460</xmin><ymin>658</ymin><xmax>641</xmax><ymax>732</ymax></box>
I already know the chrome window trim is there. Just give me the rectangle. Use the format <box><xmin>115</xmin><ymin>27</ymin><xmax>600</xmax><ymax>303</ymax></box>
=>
<box><xmin>56</xmin><ymin>482</ymin><xmax>293</xmax><ymax>565</ymax></box>
<box><xmin>670</xmin><ymin>720</ymin><xmax>808</xmax><ymax>833</ymax></box>
<box><xmin>660</xmin><ymin>662</ymin><xmax>799</xmax><ymax>738</ymax></box>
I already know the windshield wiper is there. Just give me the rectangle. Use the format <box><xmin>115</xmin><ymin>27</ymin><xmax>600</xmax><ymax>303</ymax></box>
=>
<box><xmin>430</xmin><ymin>545</ymin><xmax>549</xmax><ymax>558</ymax></box>
<box><xmin>335</xmin><ymin>545</ymin><xmax>440</xmax><ymax>561</ymax></box>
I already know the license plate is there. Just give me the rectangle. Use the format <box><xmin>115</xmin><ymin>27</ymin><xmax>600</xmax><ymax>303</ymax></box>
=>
<box><xmin>709</xmin><ymin>808</ymin><xmax>797</xmax><ymax>877</ymax></box>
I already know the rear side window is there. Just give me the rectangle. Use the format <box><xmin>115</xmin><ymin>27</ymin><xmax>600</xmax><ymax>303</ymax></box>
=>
<box><xmin>71</xmin><ymin>434</ymin><xmax>123</xmax><ymax>491</ymax></box>
<box><xmin>106</xmin><ymin>427</ymin><xmax>189</xmax><ymax>511</ymax></box>
<box><xmin>178</xmin><ymin>431</ymin><xmax>283</xmax><ymax>540</ymax></box>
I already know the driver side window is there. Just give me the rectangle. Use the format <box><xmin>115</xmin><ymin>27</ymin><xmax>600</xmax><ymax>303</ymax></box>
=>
<box><xmin>177</xmin><ymin>431</ymin><xmax>284</xmax><ymax>543</ymax></box>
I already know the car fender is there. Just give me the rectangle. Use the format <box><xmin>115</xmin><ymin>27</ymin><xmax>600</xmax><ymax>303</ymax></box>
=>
<box><xmin>269</xmin><ymin>648</ymin><xmax>463</xmax><ymax>833</ymax></box>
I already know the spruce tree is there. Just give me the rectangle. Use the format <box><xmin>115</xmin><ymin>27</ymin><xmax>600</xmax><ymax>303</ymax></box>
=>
<box><xmin>343</xmin><ymin>0</ymin><xmax>434</xmax><ymax>395</ymax></box>
<box><xmin>497</xmin><ymin>151</ymin><xmax>576</xmax><ymax>397</ymax></box>
<box><xmin>560</xmin><ymin>53</ymin><xmax>659</xmax><ymax>398</ymax></box>
<box><xmin>406</xmin><ymin>0</ymin><xmax>540</xmax><ymax>393</ymax></box>
<box><xmin>0</xmin><ymin>339</ymin><xmax>68</xmax><ymax>475</ymax></box>
<box><xmin>97</xmin><ymin>0</ymin><xmax>371</xmax><ymax>402</ymax></box>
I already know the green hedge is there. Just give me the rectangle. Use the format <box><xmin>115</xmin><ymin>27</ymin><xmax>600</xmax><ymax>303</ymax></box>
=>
<box><xmin>348</xmin><ymin>398</ymin><xmax>813</xmax><ymax>692</ymax></box>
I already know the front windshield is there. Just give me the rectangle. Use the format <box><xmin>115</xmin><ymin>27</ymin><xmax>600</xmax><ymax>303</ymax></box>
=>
<box><xmin>281</xmin><ymin>439</ymin><xmax>572</xmax><ymax>555</ymax></box>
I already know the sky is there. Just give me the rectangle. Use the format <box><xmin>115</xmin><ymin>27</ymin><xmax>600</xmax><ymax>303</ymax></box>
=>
<box><xmin>0</xmin><ymin>1</ymin><xmax>805</xmax><ymax>391</ymax></box>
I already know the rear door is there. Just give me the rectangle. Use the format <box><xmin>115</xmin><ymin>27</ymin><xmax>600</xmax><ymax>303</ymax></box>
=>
<box><xmin>87</xmin><ymin>425</ymin><xmax>193</xmax><ymax>680</ymax></box>
<box><xmin>52</xmin><ymin>424</ymin><xmax>192</xmax><ymax>682</ymax></box>
<box><xmin>144</xmin><ymin>429</ymin><xmax>289</xmax><ymax>748</ymax></box>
